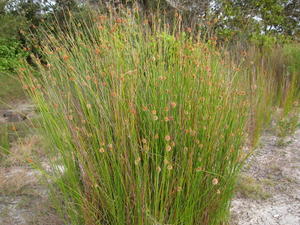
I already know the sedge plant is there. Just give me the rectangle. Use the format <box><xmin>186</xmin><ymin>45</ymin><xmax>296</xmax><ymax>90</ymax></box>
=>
<box><xmin>20</xmin><ymin>10</ymin><xmax>255</xmax><ymax>225</ymax></box>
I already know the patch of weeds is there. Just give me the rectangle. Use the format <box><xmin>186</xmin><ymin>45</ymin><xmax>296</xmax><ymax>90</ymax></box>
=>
<box><xmin>0</xmin><ymin>206</ymin><xmax>14</xmax><ymax>225</ymax></box>
<box><xmin>0</xmin><ymin>117</ymin><xmax>44</xmax><ymax>167</ymax></box>
<box><xmin>261</xmin><ymin>178</ymin><xmax>277</xmax><ymax>187</ymax></box>
<box><xmin>0</xmin><ymin>74</ymin><xmax>27</xmax><ymax>107</ymax></box>
<box><xmin>0</xmin><ymin>168</ymin><xmax>38</xmax><ymax>196</ymax></box>
<box><xmin>267</xmin><ymin>161</ymin><xmax>283</xmax><ymax>179</ymax></box>
<box><xmin>0</xmin><ymin>206</ymin><xmax>10</xmax><ymax>219</ymax></box>
<box><xmin>6</xmin><ymin>122</ymin><xmax>31</xmax><ymax>141</ymax></box>
<box><xmin>235</xmin><ymin>175</ymin><xmax>272</xmax><ymax>200</ymax></box>
<box><xmin>276</xmin><ymin>138</ymin><xmax>290</xmax><ymax>147</ymax></box>
<box><xmin>3</xmin><ymin>135</ymin><xmax>45</xmax><ymax>166</ymax></box>
<box><xmin>275</xmin><ymin>112</ymin><xmax>299</xmax><ymax>146</ymax></box>
<box><xmin>16</xmin><ymin>195</ymin><xmax>33</xmax><ymax>209</ymax></box>
<box><xmin>0</xmin><ymin>124</ymin><xmax>10</xmax><ymax>159</ymax></box>
<box><xmin>25</xmin><ymin>197</ymin><xmax>64</xmax><ymax>225</ymax></box>
<box><xmin>283</xmin><ymin>176</ymin><xmax>297</xmax><ymax>183</ymax></box>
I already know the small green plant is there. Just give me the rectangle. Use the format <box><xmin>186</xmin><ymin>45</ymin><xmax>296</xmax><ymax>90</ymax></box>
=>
<box><xmin>235</xmin><ymin>175</ymin><xmax>271</xmax><ymax>200</ymax></box>
<box><xmin>0</xmin><ymin>124</ymin><xmax>10</xmax><ymax>158</ymax></box>
<box><xmin>282</xmin><ymin>44</ymin><xmax>300</xmax><ymax>113</ymax></box>
<box><xmin>276</xmin><ymin>111</ymin><xmax>299</xmax><ymax>146</ymax></box>
<box><xmin>0</xmin><ymin>74</ymin><xmax>27</xmax><ymax>106</ymax></box>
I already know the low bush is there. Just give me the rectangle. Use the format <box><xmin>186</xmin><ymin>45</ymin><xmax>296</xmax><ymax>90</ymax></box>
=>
<box><xmin>0</xmin><ymin>38</ymin><xmax>26</xmax><ymax>73</ymax></box>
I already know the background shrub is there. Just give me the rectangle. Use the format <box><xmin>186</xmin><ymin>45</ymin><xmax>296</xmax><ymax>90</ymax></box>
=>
<box><xmin>0</xmin><ymin>38</ymin><xmax>27</xmax><ymax>73</ymax></box>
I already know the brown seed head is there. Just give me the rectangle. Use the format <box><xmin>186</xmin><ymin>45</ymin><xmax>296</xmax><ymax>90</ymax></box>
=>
<box><xmin>212</xmin><ymin>178</ymin><xmax>219</xmax><ymax>185</ymax></box>
<box><xmin>170</xmin><ymin>102</ymin><xmax>177</xmax><ymax>108</ymax></box>
<box><xmin>165</xmin><ymin>135</ymin><xmax>171</xmax><ymax>141</ymax></box>
<box><xmin>165</xmin><ymin>145</ymin><xmax>172</xmax><ymax>152</ymax></box>
<box><xmin>167</xmin><ymin>164</ymin><xmax>173</xmax><ymax>170</ymax></box>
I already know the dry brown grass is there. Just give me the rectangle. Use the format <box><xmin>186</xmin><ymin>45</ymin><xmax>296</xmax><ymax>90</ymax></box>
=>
<box><xmin>3</xmin><ymin>135</ymin><xmax>45</xmax><ymax>166</ymax></box>
<box><xmin>235</xmin><ymin>175</ymin><xmax>271</xmax><ymax>200</ymax></box>
<box><xmin>0</xmin><ymin>167</ymin><xmax>38</xmax><ymax>195</ymax></box>
<box><xmin>0</xmin><ymin>165</ymin><xmax>64</xmax><ymax>225</ymax></box>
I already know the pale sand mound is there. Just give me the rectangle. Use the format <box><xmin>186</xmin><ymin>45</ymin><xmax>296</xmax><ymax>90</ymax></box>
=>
<box><xmin>231</xmin><ymin>129</ymin><xmax>300</xmax><ymax>225</ymax></box>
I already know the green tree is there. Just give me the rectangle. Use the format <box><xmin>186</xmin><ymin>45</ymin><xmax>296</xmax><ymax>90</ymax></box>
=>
<box><xmin>214</xmin><ymin>0</ymin><xmax>300</xmax><ymax>39</ymax></box>
<box><xmin>0</xmin><ymin>0</ymin><xmax>27</xmax><ymax>39</ymax></box>
<box><xmin>283</xmin><ymin>0</ymin><xmax>300</xmax><ymax>36</ymax></box>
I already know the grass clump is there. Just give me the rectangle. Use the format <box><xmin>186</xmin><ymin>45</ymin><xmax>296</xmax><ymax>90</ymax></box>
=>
<box><xmin>0</xmin><ymin>74</ymin><xmax>26</xmax><ymax>106</ymax></box>
<box><xmin>275</xmin><ymin>111</ymin><xmax>299</xmax><ymax>146</ymax></box>
<box><xmin>0</xmin><ymin>124</ymin><xmax>10</xmax><ymax>157</ymax></box>
<box><xmin>20</xmin><ymin>11</ymin><xmax>250</xmax><ymax>225</ymax></box>
<box><xmin>0</xmin><ymin>168</ymin><xmax>37</xmax><ymax>196</ymax></box>
<box><xmin>235</xmin><ymin>175</ymin><xmax>271</xmax><ymax>200</ymax></box>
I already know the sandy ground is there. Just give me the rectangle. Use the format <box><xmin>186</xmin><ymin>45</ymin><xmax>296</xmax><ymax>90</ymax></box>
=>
<box><xmin>231</xmin><ymin>130</ymin><xmax>300</xmax><ymax>225</ymax></box>
<box><xmin>0</xmin><ymin>167</ymin><xmax>62</xmax><ymax>225</ymax></box>
<box><xmin>0</xmin><ymin>102</ymin><xmax>36</xmax><ymax>124</ymax></box>
<box><xmin>0</xmin><ymin>102</ymin><xmax>63</xmax><ymax>225</ymax></box>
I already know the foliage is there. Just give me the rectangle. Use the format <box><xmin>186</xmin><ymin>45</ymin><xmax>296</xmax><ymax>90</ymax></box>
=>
<box><xmin>0</xmin><ymin>124</ymin><xmax>10</xmax><ymax>157</ymax></box>
<box><xmin>276</xmin><ymin>111</ymin><xmax>299</xmax><ymax>146</ymax></box>
<box><xmin>284</xmin><ymin>44</ymin><xmax>300</xmax><ymax>75</ymax></box>
<box><xmin>235</xmin><ymin>175</ymin><xmax>271</xmax><ymax>200</ymax></box>
<box><xmin>0</xmin><ymin>38</ymin><xmax>27</xmax><ymax>73</ymax></box>
<box><xmin>0</xmin><ymin>0</ymin><xmax>27</xmax><ymax>39</ymax></box>
<box><xmin>214</xmin><ymin>0</ymin><xmax>300</xmax><ymax>40</ymax></box>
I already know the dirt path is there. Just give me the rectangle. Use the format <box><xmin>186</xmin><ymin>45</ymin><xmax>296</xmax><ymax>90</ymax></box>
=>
<box><xmin>231</xmin><ymin>129</ymin><xmax>300</xmax><ymax>225</ymax></box>
<box><xmin>0</xmin><ymin>102</ymin><xmax>36</xmax><ymax>123</ymax></box>
<box><xmin>0</xmin><ymin>102</ymin><xmax>63</xmax><ymax>225</ymax></box>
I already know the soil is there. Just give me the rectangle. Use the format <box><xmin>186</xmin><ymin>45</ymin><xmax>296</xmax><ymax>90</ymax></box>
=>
<box><xmin>0</xmin><ymin>102</ymin><xmax>36</xmax><ymax>124</ymax></box>
<box><xmin>0</xmin><ymin>167</ymin><xmax>62</xmax><ymax>225</ymax></box>
<box><xmin>231</xmin><ymin>130</ymin><xmax>300</xmax><ymax>225</ymax></box>
<box><xmin>0</xmin><ymin>102</ymin><xmax>63</xmax><ymax>225</ymax></box>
